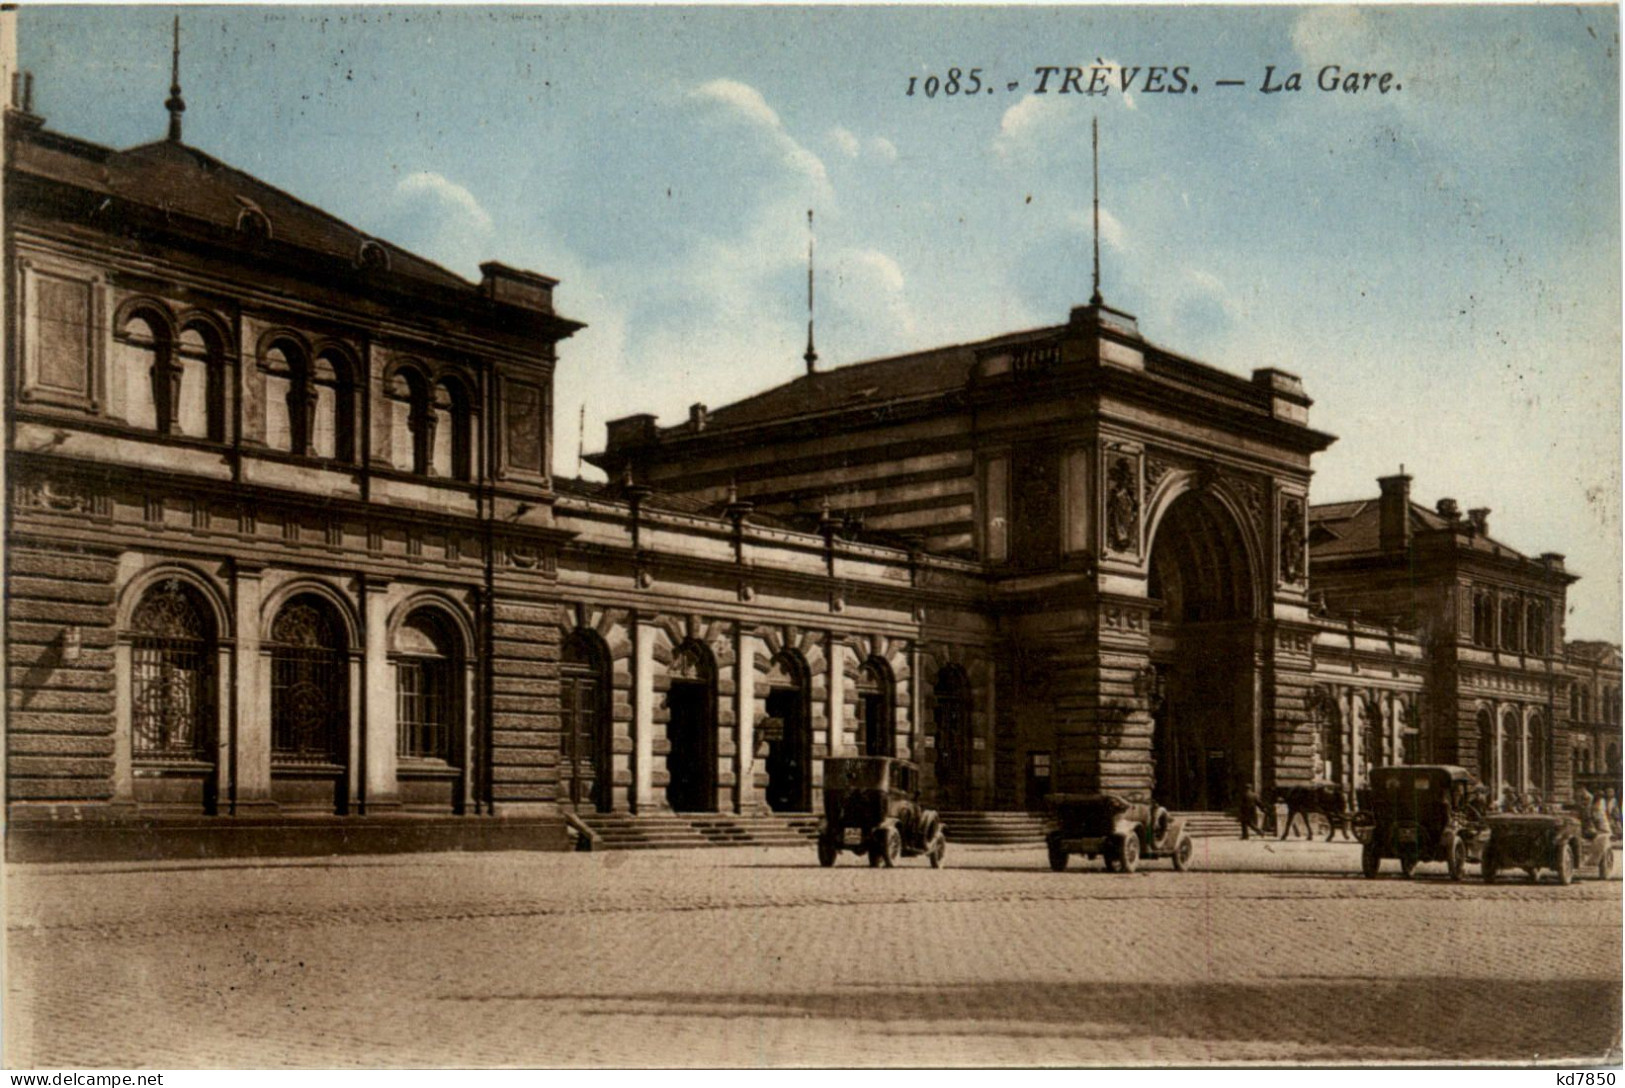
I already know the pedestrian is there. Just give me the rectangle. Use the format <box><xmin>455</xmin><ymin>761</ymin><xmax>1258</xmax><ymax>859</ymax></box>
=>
<box><xmin>1237</xmin><ymin>779</ymin><xmax>1266</xmax><ymax>840</ymax></box>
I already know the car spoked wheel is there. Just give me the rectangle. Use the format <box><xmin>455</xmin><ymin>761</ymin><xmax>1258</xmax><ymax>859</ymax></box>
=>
<box><xmin>1171</xmin><ymin>835</ymin><xmax>1194</xmax><ymax>872</ymax></box>
<box><xmin>928</xmin><ymin>834</ymin><xmax>947</xmax><ymax>869</ymax></box>
<box><xmin>1557</xmin><ymin>844</ymin><xmax>1575</xmax><ymax>886</ymax></box>
<box><xmin>1118</xmin><ymin>834</ymin><xmax>1140</xmax><ymax>874</ymax></box>
<box><xmin>880</xmin><ymin>826</ymin><xmax>901</xmax><ymax>868</ymax></box>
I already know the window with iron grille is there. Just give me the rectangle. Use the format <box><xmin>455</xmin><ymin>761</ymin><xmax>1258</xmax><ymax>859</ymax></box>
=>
<box><xmin>395</xmin><ymin>610</ymin><xmax>458</xmax><ymax>763</ymax></box>
<box><xmin>130</xmin><ymin>581</ymin><xmax>214</xmax><ymax>762</ymax></box>
<box><xmin>270</xmin><ymin>598</ymin><xmax>347</xmax><ymax>765</ymax></box>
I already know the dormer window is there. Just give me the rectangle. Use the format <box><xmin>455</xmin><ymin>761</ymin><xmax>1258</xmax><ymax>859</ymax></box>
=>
<box><xmin>236</xmin><ymin>207</ymin><xmax>272</xmax><ymax>247</ymax></box>
<box><xmin>358</xmin><ymin>240</ymin><xmax>390</xmax><ymax>273</ymax></box>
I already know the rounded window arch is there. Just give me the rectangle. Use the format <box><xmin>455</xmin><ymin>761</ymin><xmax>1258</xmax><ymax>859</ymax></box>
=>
<box><xmin>385</xmin><ymin>362</ymin><xmax>435</xmax><ymax>475</ymax></box>
<box><xmin>856</xmin><ymin>657</ymin><xmax>895</xmax><ymax>758</ymax></box>
<box><xmin>1476</xmin><ymin>707</ymin><xmax>1495</xmax><ymax>786</ymax></box>
<box><xmin>763</xmin><ymin>649</ymin><xmax>812</xmax><ymax>813</ymax></box>
<box><xmin>115</xmin><ymin>306</ymin><xmax>174</xmax><ymax>433</ymax></box>
<box><xmin>560</xmin><ymin>630</ymin><xmax>612</xmax><ymax>812</ymax></box>
<box><xmin>1527</xmin><ymin>712</ymin><xmax>1546</xmax><ymax>797</ymax></box>
<box><xmin>268</xmin><ymin>593</ymin><xmax>349</xmax><ymax>766</ymax></box>
<box><xmin>394</xmin><ymin>608</ymin><xmax>461</xmax><ymax>764</ymax></box>
<box><xmin>434</xmin><ymin>374</ymin><xmax>475</xmax><ymax>482</ymax></box>
<box><xmin>128</xmin><ymin>579</ymin><xmax>217</xmax><ymax>764</ymax></box>
<box><xmin>261</xmin><ymin>336</ymin><xmax>312</xmax><ymax>455</ymax></box>
<box><xmin>175</xmin><ymin>317</ymin><xmax>228</xmax><ymax>442</ymax></box>
<box><xmin>1499</xmin><ymin>707</ymin><xmax>1522</xmax><ymax>799</ymax></box>
<box><xmin>311</xmin><ymin>346</ymin><xmax>359</xmax><ymax>463</ymax></box>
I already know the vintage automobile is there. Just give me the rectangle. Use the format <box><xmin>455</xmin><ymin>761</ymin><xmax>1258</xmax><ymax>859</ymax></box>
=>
<box><xmin>1045</xmin><ymin>792</ymin><xmax>1193</xmax><ymax>873</ymax></box>
<box><xmin>815</xmin><ymin>756</ymin><xmax>946</xmax><ymax>868</ymax></box>
<box><xmin>1356</xmin><ymin>765</ymin><xmax>1486</xmax><ymax>880</ymax></box>
<box><xmin>1481</xmin><ymin>812</ymin><xmax>1614</xmax><ymax>885</ymax></box>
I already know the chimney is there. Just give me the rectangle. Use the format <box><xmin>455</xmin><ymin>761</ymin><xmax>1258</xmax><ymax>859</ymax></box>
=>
<box><xmin>1467</xmin><ymin>507</ymin><xmax>1490</xmax><ymax>537</ymax></box>
<box><xmin>1377</xmin><ymin>473</ymin><xmax>1411</xmax><ymax>552</ymax></box>
<box><xmin>688</xmin><ymin>403</ymin><xmax>707</xmax><ymax>432</ymax></box>
<box><xmin>1435</xmin><ymin>497</ymin><xmax>1460</xmax><ymax>521</ymax></box>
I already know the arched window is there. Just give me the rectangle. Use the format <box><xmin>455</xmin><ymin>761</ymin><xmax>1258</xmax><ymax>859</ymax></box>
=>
<box><xmin>1471</xmin><ymin>591</ymin><xmax>1495</xmax><ymax>647</ymax></box>
<box><xmin>1581</xmin><ymin>685</ymin><xmax>1593</xmax><ymax>723</ymax></box>
<box><xmin>395</xmin><ymin>610</ymin><xmax>459</xmax><ymax>763</ymax></box>
<box><xmin>115</xmin><ymin>311</ymin><xmax>170</xmax><ymax>432</ymax></box>
<box><xmin>386</xmin><ymin>366</ymin><xmax>435</xmax><ymax>475</ymax></box>
<box><xmin>176</xmin><ymin>321</ymin><xmax>227</xmax><ymax>441</ymax></box>
<box><xmin>435</xmin><ymin>376</ymin><xmax>474</xmax><ymax>481</ymax></box>
<box><xmin>129</xmin><ymin>580</ymin><xmax>216</xmax><ymax>762</ymax></box>
<box><xmin>857</xmin><ymin>659</ymin><xmax>895</xmax><ymax>758</ymax></box>
<box><xmin>1499</xmin><ymin>597</ymin><xmax>1523</xmax><ymax>653</ymax></box>
<box><xmin>1476</xmin><ymin>708</ymin><xmax>1495</xmax><ymax>785</ymax></box>
<box><xmin>1500</xmin><ymin>708</ymin><xmax>1522</xmax><ymax>796</ymax></box>
<box><xmin>311</xmin><ymin>349</ymin><xmax>357</xmax><ymax>463</ymax></box>
<box><xmin>1527</xmin><ymin>713</ymin><xmax>1545</xmax><ymax>795</ymax></box>
<box><xmin>1311</xmin><ymin>687</ymin><xmax>1343</xmax><ymax>784</ymax></box>
<box><xmin>1525</xmin><ymin>601</ymin><xmax>1547</xmax><ymax>656</ymax></box>
<box><xmin>560</xmin><ymin>631</ymin><xmax>611</xmax><ymax>811</ymax></box>
<box><xmin>269</xmin><ymin>595</ymin><xmax>348</xmax><ymax>766</ymax></box>
<box><xmin>262</xmin><ymin>340</ymin><xmax>310</xmax><ymax>454</ymax></box>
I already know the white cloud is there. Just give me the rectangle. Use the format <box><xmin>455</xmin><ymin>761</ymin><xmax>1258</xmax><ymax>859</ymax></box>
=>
<box><xmin>690</xmin><ymin>78</ymin><xmax>829</xmax><ymax>191</ymax></box>
<box><xmin>868</xmin><ymin>136</ymin><xmax>899</xmax><ymax>163</ymax></box>
<box><xmin>829</xmin><ymin>126</ymin><xmax>861</xmax><ymax>158</ymax></box>
<box><xmin>690</xmin><ymin>78</ymin><xmax>781</xmax><ymax>130</ymax></box>
<box><xmin>1066</xmin><ymin>206</ymin><xmax>1127</xmax><ymax>251</ymax></box>
<box><xmin>395</xmin><ymin>172</ymin><xmax>493</xmax><ymax>234</ymax></box>
<box><xmin>996</xmin><ymin>93</ymin><xmax>1053</xmax><ymax>151</ymax></box>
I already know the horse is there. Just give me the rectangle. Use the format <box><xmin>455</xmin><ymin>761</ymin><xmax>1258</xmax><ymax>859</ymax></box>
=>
<box><xmin>1277</xmin><ymin>783</ymin><xmax>1354</xmax><ymax>842</ymax></box>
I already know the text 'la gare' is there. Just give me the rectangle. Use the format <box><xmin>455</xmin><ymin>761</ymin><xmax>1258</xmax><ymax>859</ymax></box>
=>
<box><xmin>1263</xmin><ymin>65</ymin><xmax>1403</xmax><ymax>94</ymax></box>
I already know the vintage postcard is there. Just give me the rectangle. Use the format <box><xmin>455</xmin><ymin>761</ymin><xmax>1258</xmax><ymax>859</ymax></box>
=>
<box><xmin>2</xmin><ymin>3</ymin><xmax>1619</xmax><ymax>1071</ymax></box>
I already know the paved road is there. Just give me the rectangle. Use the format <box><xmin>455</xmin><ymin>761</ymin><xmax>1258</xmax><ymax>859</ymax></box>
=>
<box><xmin>5</xmin><ymin>838</ymin><xmax>1619</xmax><ymax>1068</ymax></box>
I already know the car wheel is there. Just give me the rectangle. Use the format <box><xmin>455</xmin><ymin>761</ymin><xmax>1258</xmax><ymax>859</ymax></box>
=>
<box><xmin>1119</xmin><ymin>833</ymin><xmax>1140</xmax><ymax>874</ymax></box>
<box><xmin>1557</xmin><ymin>844</ymin><xmax>1575</xmax><ymax>886</ymax></box>
<box><xmin>1447</xmin><ymin>838</ymin><xmax>1466</xmax><ymax>882</ymax></box>
<box><xmin>1361</xmin><ymin>841</ymin><xmax>1381</xmax><ymax>879</ymax></box>
<box><xmin>1481</xmin><ymin>850</ymin><xmax>1498</xmax><ymax>883</ymax></box>
<box><xmin>1400</xmin><ymin>850</ymin><xmax>1420</xmax><ymax>879</ymax></box>
<box><xmin>1047</xmin><ymin>842</ymin><xmax>1068</xmax><ymax>872</ymax></box>
<box><xmin>881</xmin><ymin>827</ymin><xmax>901</xmax><ymax>868</ymax></box>
<box><xmin>817</xmin><ymin>838</ymin><xmax>837</xmax><ymax>868</ymax></box>
<box><xmin>1172</xmin><ymin>835</ymin><xmax>1194</xmax><ymax>872</ymax></box>
<box><xmin>928</xmin><ymin>834</ymin><xmax>947</xmax><ymax>870</ymax></box>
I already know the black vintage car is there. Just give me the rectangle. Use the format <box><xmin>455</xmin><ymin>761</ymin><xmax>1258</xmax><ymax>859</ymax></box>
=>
<box><xmin>816</xmin><ymin>756</ymin><xmax>946</xmax><ymax>868</ymax></box>
<box><xmin>1357</xmin><ymin>765</ymin><xmax>1486</xmax><ymax>880</ymax></box>
<box><xmin>1046</xmin><ymin>792</ymin><xmax>1193</xmax><ymax>873</ymax></box>
<box><xmin>1482</xmin><ymin>812</ymin><xmax>1613</xmax><ymax>885</ymax></box>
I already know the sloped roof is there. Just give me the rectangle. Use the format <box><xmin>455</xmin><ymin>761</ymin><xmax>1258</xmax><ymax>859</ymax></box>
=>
<box><xmin>1309</xmin><ymin>497</ymin><xmax>1529</xmax><ymax>561</ymax></box>
<box><xmin>13</xmin><ymin>131</ymin><xmax>469</xmax><ymax>290</ymax></box>
<box><xmin>679</xmin><ymin>325</ymin><xmax>1063</xmax><ymax>434</ymax></box>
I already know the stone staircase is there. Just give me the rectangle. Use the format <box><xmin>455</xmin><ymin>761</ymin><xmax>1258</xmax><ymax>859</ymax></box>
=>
<box><xmin>571</xmin><ymin>812</ymin><xmax>821</xmax><ymax>851</ymax></box>
<box><xmin>1171</xmin><ymin>812</ymin><xmax>1245</xmax><ymax>838</ymax></box>
<box><xmin>937</xmin><ymin>811</ymin><xmax>1053</xmax><ymax>845</ymax></box>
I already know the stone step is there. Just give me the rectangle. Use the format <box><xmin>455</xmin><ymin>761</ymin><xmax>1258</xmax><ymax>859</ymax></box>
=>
<box><xmin>573</xmin><ymin>812</ymin><xmax>824</xmax><ymax>851</ymax></box>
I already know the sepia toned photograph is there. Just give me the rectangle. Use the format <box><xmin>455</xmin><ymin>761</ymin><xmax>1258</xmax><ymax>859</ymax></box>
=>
<box><xmin>1</xmin><ymin>2</ymin><xmax>1620</xmax><ymax>1070</ymax></box>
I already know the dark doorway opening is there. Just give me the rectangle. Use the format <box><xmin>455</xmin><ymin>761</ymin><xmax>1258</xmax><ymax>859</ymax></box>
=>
<box><xmin>933</xmin><ymin>666</ymin><xmax>973</xmax><ymax>809</ymax></box>
<box><xmin>765</xmin><ymin>686</ymin><xmax>810</xmax><ymax>812</ymax></box>
<box><xmin>665</xmin><ymin>680</ymin><xmax>715</xmax><ymax>812</ymax></box>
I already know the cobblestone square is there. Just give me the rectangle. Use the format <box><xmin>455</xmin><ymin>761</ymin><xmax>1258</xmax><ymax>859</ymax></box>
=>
<box><xmin>5</xmin><ymin>839</ymin><xmax>1620</xmax><ymax>1068</ymax></box>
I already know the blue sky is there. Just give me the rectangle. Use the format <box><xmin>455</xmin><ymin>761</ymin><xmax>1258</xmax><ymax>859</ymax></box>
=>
<box><xmin>19</xmin><ymin>5</ymin><xmax>1622</xmax><ymax>639</ymax></box>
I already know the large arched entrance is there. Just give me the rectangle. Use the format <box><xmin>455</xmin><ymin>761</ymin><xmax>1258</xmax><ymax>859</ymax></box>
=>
<box><xmin>1147</xmin><ymin>489</ymin><xmax>1258</xmax><ymax>811</ymax></box>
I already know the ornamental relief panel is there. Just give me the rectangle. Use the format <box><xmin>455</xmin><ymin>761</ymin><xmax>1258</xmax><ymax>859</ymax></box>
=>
<box><xmin>1278</xmin><ymin>492</ymin><xmax>1308</xmax><ymax>587</ymax></box>
<box><xmin>1102</xmin><ymin>445</ymin><xmax>1142</xmax><ymax>556</ymax></box>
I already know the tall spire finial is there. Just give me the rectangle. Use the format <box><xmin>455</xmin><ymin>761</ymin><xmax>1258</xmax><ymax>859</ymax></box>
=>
<box><xmin>165</xmin><ymin>14</ymin><xmax>186</xmax><ymax>143</ymax></box>
<box><xmin>803</xmin><ymin>208</ymin><xmax>818</xmax><ymax>375</ymax></box>
<box><xmin>1091</xmin><ymin>115</ymin><xmax>1102</xmax><ymax>307</ymax></box>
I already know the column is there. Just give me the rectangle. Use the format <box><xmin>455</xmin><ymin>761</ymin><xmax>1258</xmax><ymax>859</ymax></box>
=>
<box><xmin>111</xmin><ymin>639</ymin><xmax>134</xmax><ymax>803</ymax></box>
<box><xmin>231</xmin><ymin>564</ymin><xmax>274</xmax><ymax>812</ymax></box>
<box><xmin>634</xmin><ymin>617</ymin><xmax>655</xmax><ymax>811</ymax></box>
<box><xmin>361</xmin><ymin>579</ymin><xmax>399</xmax><ymax>812</ymax></box>
<box><xmin>826</xmin><ymin>636</ymin><xmax>845</xmax><ymax>757</ymax></box>
<box><xmin>736</xmin><ymin>628</ymin><xmax>756</xmax><ymax>813</ymax></box>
